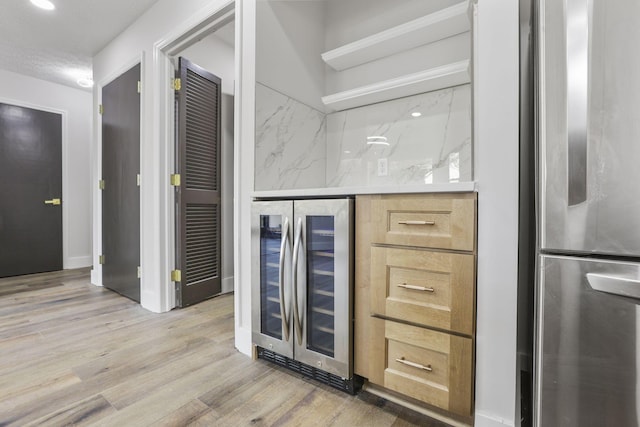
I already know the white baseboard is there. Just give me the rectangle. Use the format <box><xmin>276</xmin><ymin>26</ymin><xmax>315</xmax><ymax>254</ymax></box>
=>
<box><xmin>65</xmin><ymin>255</ymin><xmax>92</xmax><ymax>269</ymax></box>
<box><xmin>235</xmin><ymin>325</ymin><xmax>252</xmax><ymax>356</ymax></box>
<box><xmin>221</xmin><ymin>276</ymin><xmax>234</xmax><ymax>294</ymax></box>
<box><xmin>474</xmin><ymin>411</ymin><xmax>515</xmax><ymax>427</ymax></box>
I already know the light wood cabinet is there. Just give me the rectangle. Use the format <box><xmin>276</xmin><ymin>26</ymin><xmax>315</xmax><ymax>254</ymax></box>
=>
<box><xmin>369</xmin><ymin>193</ymin><xmax>476</xmax><ymax>251</ymax></box>
<box><xmin>369</xmin><ymin>318</ymin><xmax>474</xmax><ymax>416</ymax></box>
<box><xmin>370</xmin><ymin>246</ymin><xmax>476</xmax><ymax>335</ymax></box>
<box><xmin>355</xmin><ymin>193</ymin><xmax>477</xmax><ymax>418</ymax></box>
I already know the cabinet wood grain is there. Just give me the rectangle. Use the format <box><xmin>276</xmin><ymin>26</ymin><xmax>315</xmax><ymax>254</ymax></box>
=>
<box><xmin>354</xmin><ymin>196</ymin><xmax>373</xmax><ymax>378</ymax></box>
<box><xmin>370</xmin><ymin>246</ymin><xmax>476</xmax><ymax>335</ymax></box>
<box><xmin>369</xmin><ymin>319</ymin><xmax>474</xmax><ymax>417</ymax></box>
<box><xmin>369</xmin><ymin>193</ymin><xmax>476</xmax><ymax>251</ymax></box>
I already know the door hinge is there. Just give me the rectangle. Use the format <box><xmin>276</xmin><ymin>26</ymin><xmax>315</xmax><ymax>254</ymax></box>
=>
<box><xmin>137</xmin><ymin>266</ymin><xmax>141</xmax><ymax>279</ymax></box>
<box><xmin>170</xmin><ymin>174</ymin><xmax>181</xmax><ymax>186</ymax></box>
<box><xmin>137</xmin><ymin>80</ymin><xmax>141</xmax><ymax>94</ymax></box>
<box><xmin>99</xmin><ymin>255</ymin><xmax>105</xmax><ymax>265</ymax></box>
<box><xmin>98</xmin><ymin>104</ymin><xmax>104</xmax><ymax>115</ymax></box>
<box><xmin>99</xmin><ymin>179</ymin><xmax>105</xmax><ymax>190</ymax></box>
<box><xmin>171</xmin><ymin>270</ymin><xmax>182</xmax><ymax>282</ymax></box>
<box><xmin>173</xmin><ymin>78</ymin><xmax>181</xmax><ymax>91</ymax></box>
<box><xmin>136</xmin><ymin>174</ymin><xmax>141</xmax><ymax>187</ymax></box>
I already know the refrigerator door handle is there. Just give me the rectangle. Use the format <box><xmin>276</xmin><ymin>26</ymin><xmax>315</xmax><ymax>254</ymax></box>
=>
<box><xmin>278</xmin><ymin>217</ymin><xmax>291</xmax><ymax>342</ymax></box>
<box><xmin>586</xmin><ymin>273</ymin><xmax>640</xmax><ymax>300</ymax></box>
<box><xmin>292</xmin><ymin>217</ymin><xmax>304</xmax><ymax>344</ymax></box>
<box><xmin>566</xmin><ymin>0</ymin><xmax>589</xmax><ymax>206</ymax></box>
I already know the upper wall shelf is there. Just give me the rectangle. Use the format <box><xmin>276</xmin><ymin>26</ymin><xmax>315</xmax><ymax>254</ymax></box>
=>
<box><xmin>321</xmin><ymin>1</ymin><xmax>470</xmax><ymax>71</ymax></box>
<box><xmin>321</xmin><ymin>60</ymin><xmax>470</xmax><ymax>112</ymax></box>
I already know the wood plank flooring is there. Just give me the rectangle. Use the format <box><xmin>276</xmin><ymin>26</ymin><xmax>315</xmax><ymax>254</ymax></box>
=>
<box><xmin>0</xmin><ymin>269</ymin><xmax>449</xmax><ymax>426</ymax></box>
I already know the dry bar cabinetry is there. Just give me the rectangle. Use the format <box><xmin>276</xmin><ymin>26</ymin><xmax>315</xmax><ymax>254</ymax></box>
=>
<box><xmin>355</xmin><ymin>193</ymin><xmax>477</xmax><ymax>418</ymax></box>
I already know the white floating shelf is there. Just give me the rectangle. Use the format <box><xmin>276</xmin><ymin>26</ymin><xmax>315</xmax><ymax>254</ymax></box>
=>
<box><xmin>321</xmin><ymin>60</ymin><xmax>470</xmax><ymax>112</ymax></box>
<box><xmin>322</xmin><ymin>1</ymin><xmax>470</xmax><ymax>71</ymax></box>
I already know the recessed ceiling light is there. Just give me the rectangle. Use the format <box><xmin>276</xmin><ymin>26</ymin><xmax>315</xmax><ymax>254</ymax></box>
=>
<box><xmin>77</xmin><ymin>77</ymin><xmax>94</xmax><ymax>88</ymax></box>
<box><xmin>411</xmin><ymin>112</ymin><xmax>422</xmax><ymax>118</ymax></box>
<box><xmin>30</xmin><ymin>0</ymin><xmax>55</xmax><ymax>10</ymax></box>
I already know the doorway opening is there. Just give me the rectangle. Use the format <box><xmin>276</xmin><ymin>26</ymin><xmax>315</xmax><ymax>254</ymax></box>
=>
<box><xmin>155</xmin><ymin>3</ymin><xmax>235</xmax><ymax>310</ymax></box>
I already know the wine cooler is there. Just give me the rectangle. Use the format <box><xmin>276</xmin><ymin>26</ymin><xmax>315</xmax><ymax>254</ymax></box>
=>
<box><xmin>251</xmin><ymin>198</ymin><xmax>359</xmax><ymax>392</ymax></box>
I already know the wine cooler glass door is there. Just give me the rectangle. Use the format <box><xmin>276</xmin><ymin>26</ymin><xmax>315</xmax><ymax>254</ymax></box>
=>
<box><xmin>306</xmin><ymin>215</ymin><xmax>336</xmax><ymax>358</ymax></box>
<box><xmin>293</xmin><ymin>199</ymin><xmax>353</xmax><ymax>379</ymax></box>
<box><xmin>251</xmin><ymin>201</ymin><xmax>294</xmax><ymax>358</ymax></box>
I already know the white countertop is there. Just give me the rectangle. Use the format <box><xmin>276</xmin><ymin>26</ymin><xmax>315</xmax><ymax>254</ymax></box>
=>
<box><xmin>252</xmin><ymin>182</ymin><xmax>476</xmax><ymax>199</ymax></box>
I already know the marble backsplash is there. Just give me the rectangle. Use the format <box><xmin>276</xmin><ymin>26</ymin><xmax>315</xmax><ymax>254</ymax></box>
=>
<box><xmin>325</xmin><ymin>84</ymin><xmax>472</xmax><ymax>187</ymax></box>
<box><xmin>254</xmin><ymin>83</ymin><xmax>472</xmax><ymax>191</ymax></box>
<box><xmin>255</xmin><ymin>83</ymin><xmax>326</xmax><ymax>190</ymax></box>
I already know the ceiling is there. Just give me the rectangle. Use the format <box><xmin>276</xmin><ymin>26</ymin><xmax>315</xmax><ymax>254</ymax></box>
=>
<box><xmin>0</xmin><ymin>0</ymin><xmax>161</xmax><ymax>91</ymax></box>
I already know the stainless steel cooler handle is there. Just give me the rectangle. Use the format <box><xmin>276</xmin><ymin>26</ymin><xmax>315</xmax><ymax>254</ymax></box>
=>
<box><xmin>279</xmin><ymin>217</ymin><xmax>290</xmax><ymax>342</ymax></box>
<box><xmin>566</xmin><ymin>0</ymin><xmax>589</xmax><ymax>205</ymax></box>
<box><xmin>292</xmin><ymin>217</ymin><xmax>304</xmax><ymax>344</ymax></box>
<box><xmin>586</xmin><ymin>273</ymin><xmax>640</xmax><ymax>300</ymax></box>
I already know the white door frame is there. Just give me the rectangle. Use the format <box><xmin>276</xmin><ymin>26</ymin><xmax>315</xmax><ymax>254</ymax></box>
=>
<box><xmin>151</xmin><ymin>0</ymin><xmax>235</xmax><ymax>312</ymax></box>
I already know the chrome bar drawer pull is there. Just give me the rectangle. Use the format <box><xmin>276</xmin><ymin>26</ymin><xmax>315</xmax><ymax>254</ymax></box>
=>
<box><xmin>397</xmin><ymin>283</ymin><xmax>435</xmax><ymax>292</ymax></box>
<box><xmin>397</xmin><ymin>220</ymin><xmax>435</xmax><ymax>226</ymax></box>
<box><xmin>396</xmin><ymin>357</ymin><xmax>433</xmax><ymax>372</ymax></box>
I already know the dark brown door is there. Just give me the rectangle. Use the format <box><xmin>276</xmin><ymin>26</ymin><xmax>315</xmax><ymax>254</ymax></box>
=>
<box><xmin>102</xmin><ymin>63</ymin><xmax>141</xmax><ymax>302</ymax></box>
<box><xmin>0</xmin><ymin>103</ymin><xmax>62</xmax><ymax>277</ymax></box>
<box><xmin>175</xmin><ymin>57</ymin><xmax>222</xmax><ymax>307</ymax></box>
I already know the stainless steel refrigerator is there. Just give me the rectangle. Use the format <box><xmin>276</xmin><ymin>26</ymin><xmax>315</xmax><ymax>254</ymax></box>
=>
<box><xmin>535</xmin><ymin>0</ymin><xmax>640</xmax><ymax>426</ymax></box>
<box><xmin>251</xmin><ymin>198</ymin><xmax>358</xmax><ymax>392</ymax></box>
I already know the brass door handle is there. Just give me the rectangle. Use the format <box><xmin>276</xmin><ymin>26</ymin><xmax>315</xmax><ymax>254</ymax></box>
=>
<box><xmin>44</xmin><ymin>198</ymin><xmax>61</xmax><ymax>206</ymax></box>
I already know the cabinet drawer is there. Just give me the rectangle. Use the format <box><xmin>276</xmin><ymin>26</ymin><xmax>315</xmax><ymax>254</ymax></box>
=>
<box><xmin>370</xmin><ymin>246</ymin><xmax>475</xmax><ymax>335</ymax></box>
<box><xmin>369</xmin><ymin>193</ymin><xmax>476</xmax><ymax>251</ymax></box>
<box><xmin>369</xmin><ymin>319</ymin><xmax>474</xmax><ymax>417</ymax></box>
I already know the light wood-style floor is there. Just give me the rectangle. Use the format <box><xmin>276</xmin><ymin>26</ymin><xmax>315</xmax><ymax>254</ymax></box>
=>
<box><xmin>0</xmin><ymin>269</ymin><xmax>448</xmax><ymax>426</ymax></box>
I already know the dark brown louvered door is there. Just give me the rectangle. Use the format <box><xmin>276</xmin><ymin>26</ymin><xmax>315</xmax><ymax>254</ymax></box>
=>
<box><xmin>175</xmin><ymin>57</ymin><xmax>222</xmax><ymax>307</ymax></box>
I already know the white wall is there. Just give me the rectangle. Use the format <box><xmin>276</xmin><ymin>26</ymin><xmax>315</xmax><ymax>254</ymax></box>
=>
<box><xmin>0</xmin><ymin>69</ymin><xmax>92</xmax><ymax>270</ymax></box>
<box><xmin>236</xmin><ymin>0</ymin><xmax>255</xmax><ymax>355</ymax></box>
<box><xmin>473</xmin><ymin>1</ymin><xmax>520</xmax><ymax>426</ymax></box>
<box><xmin>178</xmin><ymin>32</ymin><xmax>235</xmax><ymax>294</ymax></box>
<box><xmin>91</xmin><ymin>0</ymin><xmax>234</xmax><ymax>312</ymax></box>
<box><xmin>256</xmin><ymin>0</ymin><xmax>326</xmax><ymax>112</ymax></box>
<box><xmin>178</xmin><ymin>32</ymin><xmax>235</xmax><ymax>94</ymax></box>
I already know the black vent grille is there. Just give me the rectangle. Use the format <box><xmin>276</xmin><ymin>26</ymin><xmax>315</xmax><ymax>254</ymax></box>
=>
<box><xmin>257</xmin><ymin>348</ymin><xmax>362</xmax><ymax>394</ymax></box>
<box><xmin>185</xmin><ymin>204</ymin><xmax>218</xmax><ymax>284</ymax></box>
<box><xmin>185</xmin><ymin>68</ymin><xmax>218</xmax><ymax>191</ymax></box>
